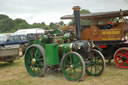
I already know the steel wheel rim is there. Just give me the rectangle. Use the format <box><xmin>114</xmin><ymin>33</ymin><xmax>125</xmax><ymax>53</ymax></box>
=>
<box><xmin>62</xmin><ymin>52</ymin><xmax>85</xmax><ymax>81</ymax></box>
<box><xmin>25</xmin><ymin>46</ymin><xmax>44</xmax><ymax>77</ymax></box>
<box><xmin>114</xmin><ymin>48</ymin><xmax>128</xmax><ymax>69</ymax></box>
<box><xmin>86</xmin><ymin>49</ymin><xmax>105</xmax><ymax>76</ymax></box>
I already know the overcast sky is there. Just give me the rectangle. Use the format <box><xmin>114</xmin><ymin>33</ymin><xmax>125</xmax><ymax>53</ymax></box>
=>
<box><xmin>0</xmin><ymin>0</ymin><xmax>128</xmax><ymax>24</ymax></box>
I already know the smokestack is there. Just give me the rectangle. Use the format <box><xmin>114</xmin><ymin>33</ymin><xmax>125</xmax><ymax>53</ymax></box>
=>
<box><xmin>73</xmin><ymin>6</ymin><xmax>81</xmax><ymax>40</ymax></box>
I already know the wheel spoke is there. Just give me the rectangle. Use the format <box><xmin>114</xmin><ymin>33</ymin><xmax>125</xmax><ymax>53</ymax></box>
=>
<box><xmin>28</xmin><ymin>62</ymin><xmax>32</xmax><ymax>65</ymax></box>
<box><xmin>116</xmin><ymin>57</ymin><xmax>122</xmax><ymax>60</ymax></box>
<box><xmin>66</xmin><ymin>68</ymin><xmax>73</xmax><ymax>75</ymax></box>
<box><xmin>65</xmin><ymin>57</ymin><xmax>72</xmax><ymax>65</ymax></box>
<box><xmin>35</xmin><ymin>49</ymin><xmax>39</xmax><ymax>58</ymax></box>
<box><xmin>119</xmin><ymin>62</ymin><xmax>124</xmax><ymax>66</ymax></box>
<box><xmin>90</xmin><ymin>65</ymin><xmax>93</xmax><ymax>73</ymax></box>
<box><xmin>73</xmin><ymin>62</ymin><xmax>81</xmax><ymax>67</ymax></box>
<box><xmin>95</xmin><ymin>65</ymin><xmax>96</xmax><ymax>75</ymax></box>
<box><xmin>95</xmin><ymin>65</ymin><xmax>100</xmax><ymax>72</ymax></box>
<box><xmin>126</xmin><ymin>61</ymin><xmax>128</xmax><ymax>65</ymax></box>
<box><xmin>29</xmin><ymin>51</ymin><xmax>33</xmax><ymax>58</ymax></box>
<box><xmin>70</xmin><ymin>55</ymin><xmax>73</xmax><ymax>64</ymax></box>
<box><xmin>36</xmin><ymin>58</ymin><xmax>43</xmax><ymax>61</ymax></box>
<box><xmin>120</xmin><ymin>51</ymin><xmax>124</xmax><ymax>56</ymax></box>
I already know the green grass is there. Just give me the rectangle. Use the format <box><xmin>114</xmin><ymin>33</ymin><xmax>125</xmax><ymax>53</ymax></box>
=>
<box><xmin>0</xmin><ymin>58</ymin><xmax>128</xmax><ymax>85</ymax></box>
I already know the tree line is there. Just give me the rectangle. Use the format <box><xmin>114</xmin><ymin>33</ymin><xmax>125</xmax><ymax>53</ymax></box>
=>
<box><xmin>0</xmin><ymin>14</ymin><xmax>67</xmax><ymax>33</ymax></box>
<box><xmin>0</xmin><ymin>9</ymin><xmax>91</xmax><ymax>33</ymax></box>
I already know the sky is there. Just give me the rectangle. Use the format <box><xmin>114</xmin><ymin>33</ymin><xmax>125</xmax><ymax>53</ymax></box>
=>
<box><xmin>0</xmin><ymin>0</ymin><xmax>128</xmax><ymax>24</ymax></box>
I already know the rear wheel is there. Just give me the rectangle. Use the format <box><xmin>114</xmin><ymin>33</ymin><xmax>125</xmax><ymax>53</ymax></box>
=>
<box><xmin>85</xmin><ymin>49</ymin><xmax>105</xmax><ymax>76</ymax></box>
<box><xmin>61</xmin><ymin>52</ymin><xmax>85</xmax><ymax>81</ymax></box>
<box><xmin>24</xmin><ymin>44</ymin><xmax>47</xmax><ymax>77</ymax></box>
<box><xmin>114</xmin><ymin>47</ymin><xmax>128</xmax><ymax>69</ymax></box>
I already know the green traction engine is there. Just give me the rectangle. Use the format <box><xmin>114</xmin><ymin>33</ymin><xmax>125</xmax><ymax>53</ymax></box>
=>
<box><xmin>24</xmin><ymin>29</ymin><xmax>105</xmax><ymax>81</ymax></box>
<box><xmin>24</xmin><ymin>6</ymin><xmax>105</xmax><ymax>81</ymax></box>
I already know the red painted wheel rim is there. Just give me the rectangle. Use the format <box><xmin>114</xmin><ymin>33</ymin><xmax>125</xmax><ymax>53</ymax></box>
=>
<box><xmin>114</xmin><ymin>48</ymin><xmax>128</xmax><ymax>69</ymax></box>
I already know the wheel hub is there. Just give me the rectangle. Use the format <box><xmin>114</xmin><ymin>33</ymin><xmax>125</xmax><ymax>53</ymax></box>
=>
<box><xmin>122</xmin><ymin>56</ymin><xmax>127</xmax><ymax>62</ymax></box>
<box><xmin>32</xmin><ymin>58</ymin><xmax>36</xmax><ymax>65</ymax></box>
<box><xmin>70</xmin><ymin>65</ymin><xmax>73</xmax><ymax>68</ymax></box>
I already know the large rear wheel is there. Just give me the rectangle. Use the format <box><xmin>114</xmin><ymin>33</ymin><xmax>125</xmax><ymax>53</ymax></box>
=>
<box><xmin>114</xmin><ymin>47</ymin><xmax>128</xmax><ymax>69</ymax></box>
<box><xmin>85</xmin><ymin>49</ymin><xmax>105</xmax><ymax>76</ymax></box>
<box><xmin>61</xmin><ymin>52</ymin><xmax>85</xmax><ymax>81</ymax></box>
<box><xmin>24</xmin><ymin>44</ymin><xmax>47</xmax><ymax>77</ymax></box>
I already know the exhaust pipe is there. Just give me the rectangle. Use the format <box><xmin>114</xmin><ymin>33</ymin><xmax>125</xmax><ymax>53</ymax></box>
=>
<box><xmin>73</xmin><ymin>6</ymin><xmax>81</xmax><ymax>40</ymax></box>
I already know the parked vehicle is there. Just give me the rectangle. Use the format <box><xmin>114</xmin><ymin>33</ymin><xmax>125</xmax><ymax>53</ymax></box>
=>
<box><xmin>61</xmin><ymin>6</ymin><xmax>128</xmax><ymax>69</ymax></box>
<box><xmin>0</xmin><ymin>34</ymin><xmax>29</xmax><ymax>63</ymax></box>
<box><xmin>13</xmin><ymin>28</ymin><xmax>45</xmax><ymax>36</ymax></box>
<box><xmin>0</xmin><ymin>35</ymin><xmax>29</xmax><ymax>46</ymax></box>
<box><xmin>0</xmin><ymin>34</ymin><xmax>9</xmax><ymax>42</ymax></box>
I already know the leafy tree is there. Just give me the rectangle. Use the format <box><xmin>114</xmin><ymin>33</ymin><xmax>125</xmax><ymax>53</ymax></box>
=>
<box><xmin>0</xmin><ymin>14</ymin><xmax>67</xmax><ymax>33</ymax></box>
<box><xmin>69</xmin><ymin>9</ymin><xmax>91</xmax><ymax>26</ymax></box>
<box><xmin>0</xmin><ymin>14</ymin><xmax>9</xmax><ymax>20</ymax></box>
<box><xmin>80</xmin><ymin>9</ymin><xmax>91</xmax><ymax>25</ymax></box>
<box><xmin>14</xmin><ymin>18</ymin><xmax>28</xmax><ymax>24</ymax></box>
<box><xmin>30</xmin><ymin>23</ymin><xmax>43</xmax><ymax>28</ymax></box>
<box><xmin>49</xmin><ymin>22</ymin><xmax>59</xmax><ymax>29</ymax></box>
<box><xmin>13</xmin><ymin>18</ymin><xmax>30</xmax><ymax>31</ymax></box>
<box><xmin>58</xmin><ymin>21</ymin><xmax>64</xmax><ymax>26</ymax></box>
<box><xmin>0</xmin><ymin>15</ymin><xmax>15</xmax><ymax>33</ymax></box>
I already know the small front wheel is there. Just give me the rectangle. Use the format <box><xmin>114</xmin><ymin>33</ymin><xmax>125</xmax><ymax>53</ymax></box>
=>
<box><xmin>61</xmin><ymin>52</ymin><xmax>85</xmax><ymax>81</ymax></box>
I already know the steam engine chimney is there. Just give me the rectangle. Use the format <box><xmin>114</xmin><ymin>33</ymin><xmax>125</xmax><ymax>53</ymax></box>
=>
<box><xmin>73</xmin><ymin>6</ymin><xmax>81</xmax><ymax>40</ymax></box>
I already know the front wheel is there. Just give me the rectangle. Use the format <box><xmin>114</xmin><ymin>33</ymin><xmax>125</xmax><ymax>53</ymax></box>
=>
<box><xmin>24</xmin><ymin>44</ymin><xmax>47</xmax><ymax>77</ymax></box>
<box><xmin>61</xmin><ymin>52</ymin><xmax>85</xmax><ymax>81</ymax></box>
<box><xmin>85</xmin><ymin>49</ymin><xmax>105</xmax><ymax>76</ymax></box>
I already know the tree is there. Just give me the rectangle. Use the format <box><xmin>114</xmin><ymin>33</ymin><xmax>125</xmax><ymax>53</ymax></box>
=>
<box><xmin>0</xmin><ymin>14</ymin><xmax>15</xmax><ymax>33</ymax></box>
<box><xmin>30</xmin><ymin>23</ymin><xmax>43</xmax><ymax>28</ymax></box>
<box><xmin>69</xmin><ymin>9</ymin><xmax>91</xmax><ymax>26</ymax></box>
<box><xmin>13</xmin><ymin>18</ymin><xmax>30</xmax><ymax>31</ymax></box>
<box><xmin>0</xmin><ymin>14</ymin><xmax>66</xmax><ymax>33</ymax></box>
<box><xmin>80</xmin><ymin>9</ymin><xmax>91</xmax><ymax>25</ymax></box>
<box><xmin>49</xmin><ymin>22</ymin><xmax>59</xmax><ymax>29</ymax></box>
<box><xmin>0</xmin><ymin>14</ymin><xmax>9</xmax><ymax>20</ymax></box>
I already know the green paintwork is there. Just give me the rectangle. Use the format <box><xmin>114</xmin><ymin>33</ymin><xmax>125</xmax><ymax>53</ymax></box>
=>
<box><xmin>61</xmin><ymin>43</ymin><xmax>71</xmax><ymax>53</ymax></box>
<box><xmin>40</xmin><ymin>35</ymin><xmax>48</xmax><ymax>42</ymax></box>
<box><xmin>64</xmin><ymin>33</ymin><xmax>70</xmax><ymax>40</ymax></box>
<box><xmin>45</xmin><ymin>44</ymin><xmax>59</xmax><ymax>65</ymax></box>
<box><xmin>32</xmin><ymin>35</ymin><xmax>48</xmax><ymax>46</ymax></box>
<box><xmin>51</xmin><ymin>29</ymin><xmax>63</xmax><ymax>35</ymax></box>
<box><xmin>51</xmin><ymin>37</ymin><xmax>64</xmax><ymax>44</ymax></box>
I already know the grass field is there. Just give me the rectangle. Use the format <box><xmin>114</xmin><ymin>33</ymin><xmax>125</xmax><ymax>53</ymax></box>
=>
<box><xmin>0</xmin><ymin>57</ymin><xmax>128</xmax><ymax>85</ymax></box>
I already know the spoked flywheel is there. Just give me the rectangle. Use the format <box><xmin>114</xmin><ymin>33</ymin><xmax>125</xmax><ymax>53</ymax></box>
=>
<box><xmin>61</xmin><ymin>52</ymin><xmax>85</xmax><ymax>81</ymax></box>
<box><xmin>24</xmin><ymin>44</ymin><xmax>47</xmax><ymax>77</ymax></box>
<box><xmin>85</xmin><ymin>49</ymin><xmax>105</xmax><ymax>76</ymax></box>
<box><xmin>114</xmin><ymin>47</ymin><xmax>128</xmax><ymax>69</ymax></box>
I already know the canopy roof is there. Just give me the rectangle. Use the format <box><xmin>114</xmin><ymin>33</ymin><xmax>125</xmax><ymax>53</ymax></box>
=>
<box><xmin>61</xmin><ymin>10</ymin><xmax>128</xmax><ymax>19</ymax></box>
